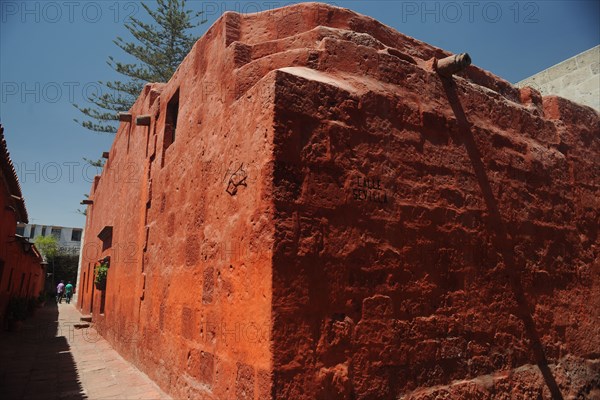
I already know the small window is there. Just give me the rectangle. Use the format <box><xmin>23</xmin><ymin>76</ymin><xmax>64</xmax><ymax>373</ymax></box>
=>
<box><xmin>42</xmin><ymin>226</ymin><xmax>47</xmax><ymax>236</ymax></box>
<box><xmin>98</xmin><ymin>226</ymin><xmax>113</xmax><ymax>251</ymax></box>
<box><xmin>19</xmin><ymin>273</ymin><xmax>25</xmax><ymax>295</ymax></box>
<box><xmin>100</xmin><ymin>290</ymin><xmax>106</xmax><ymax>314</ymax></box>
<box><xmin>71</xmin><ymin>229</ymin><xmax>82</xmax><ymax>242</ymax></box>
<box><xmin>29</xmin><ymin>225</ymin><xmax>36</xmax><ymax>238</ymax></box>
<box><xmin>86</xmin><ymin>264</ymin><xmax>91</xmax><ymax>293</ymax></box>
<box><xmin>16</xmin><ymin>226</ymin><xmax>25</xmax><ymax>236</ymax></box>
<box><xmin>51</xmin><ymin>228</ymin><xmax>61</xmax><ymax>240</ymax></box>
<box><xmin>7</xmin><ymin>268</ymin><xmax>13</xmax><ymax>292</ymax></box>
<box><xmin>0</xmin><ymin>260</ymin><xmax>4</xmax><ymax>291</ymax></box>
<box><xmin>164</xmin><ymin>89</ymin><xmax>180</xmax><ymax>150</ymax></box>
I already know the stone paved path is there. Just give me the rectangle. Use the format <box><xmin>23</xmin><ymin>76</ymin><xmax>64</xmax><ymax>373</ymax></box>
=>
<box><xmin>0</xmin><ymin>301</ymin><xmax>170</xmax><ymax>399</ymax></box>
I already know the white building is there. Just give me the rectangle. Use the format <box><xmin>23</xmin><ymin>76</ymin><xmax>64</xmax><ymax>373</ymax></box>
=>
<box><xmin>516</xmin><ymin>45</ymin><xmax>599</xmax><ymax>111</ymax></box>
<box><xmin>16</xmin><ymin>223</ymin><xmax>83</xmax><ymax>256</ymax></box>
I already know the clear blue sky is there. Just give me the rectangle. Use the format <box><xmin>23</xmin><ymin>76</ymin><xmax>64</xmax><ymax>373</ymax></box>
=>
<box><xmin>1</xmin><ymin>0</ymin><xmax>598</xmax><ymax>228</ymax></box>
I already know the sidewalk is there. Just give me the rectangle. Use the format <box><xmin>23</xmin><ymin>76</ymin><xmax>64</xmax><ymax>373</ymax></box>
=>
<box><xmin>0</xmin><ymin>301</ymin><xmax>170</xmax><ymax>400</ymax></box>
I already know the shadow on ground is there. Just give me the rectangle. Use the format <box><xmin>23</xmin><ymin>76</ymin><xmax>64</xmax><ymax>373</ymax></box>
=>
<box><xmin>0</xmin><ymin>301</ymin><xmax>87</xmax><ymax>399</ymax></box>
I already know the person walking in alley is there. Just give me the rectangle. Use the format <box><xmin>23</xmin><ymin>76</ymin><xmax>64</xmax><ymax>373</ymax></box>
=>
<box><xmin>56</xmin><ymin>280</ymin><xmax>65</xmax><ymax>304</ymax></box>
<box><xmin>65</xmin><ymin>281</ymin><xmax>74</xmax><ymax>304</ymax></box>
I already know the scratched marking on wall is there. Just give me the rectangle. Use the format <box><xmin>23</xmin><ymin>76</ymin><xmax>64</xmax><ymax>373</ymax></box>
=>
<box><xmin>351</xmin><ymin>176</ymin><xmax>388</xmax><ymax>204</ymax></box>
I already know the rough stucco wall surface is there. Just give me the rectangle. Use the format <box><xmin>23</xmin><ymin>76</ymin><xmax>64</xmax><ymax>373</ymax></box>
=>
<box><xmin>78</xmin><ymin>3</ymin><xmax>600</xmax><ymax>399</ymax></box>
<box><xmin>78</xmin><ymin>9</ymin><xmax>276</xmax><ymax>399</ymax></box>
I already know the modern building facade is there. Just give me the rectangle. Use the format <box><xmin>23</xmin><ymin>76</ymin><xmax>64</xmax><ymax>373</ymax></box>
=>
<box><xmin>0</xmin><ymin>125</ymin><xmax>45</xmax><ymax>322</ymax></box>
<box><xmin>516</xmin><ymin>45</ymin><xmax>599</xmax><ymax>111</ymax></box>
<box><xmin>16</xmin><ymin>223</ymin><xmax>83</xmax><ymax>256</ymax></box>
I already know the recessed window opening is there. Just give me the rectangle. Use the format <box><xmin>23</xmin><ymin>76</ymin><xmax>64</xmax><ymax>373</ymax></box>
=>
<box><xmin>0</xmin><ymin>260</ymin><xmax>4</xmax><ymax>290</ymax></box>
<box><xmin>164</xmin><ymin>89</ymin><xmax>180</xmax><ymax>150</ymax></box>
<box><xmin>51</xmin><ymin>228</ymin><xmax>61</xmax><ymax>240</ymax></box>
<box><xmin>7</xmin><ymin>268</ymin><xmax>14</xmax><ymax>292</ymax></box>
<box><xmin>71</xmin><ymin>229</ymin><xmax>82</xmax><ymax>242</ymax></box>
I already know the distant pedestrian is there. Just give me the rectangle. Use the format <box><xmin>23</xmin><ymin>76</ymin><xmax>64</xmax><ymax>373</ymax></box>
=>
<box><xmin>65</xmin><ymin>282</ymin><xmax>74</xmax><ymax>304</ymax></box>
<box><xmin>56</xmin><ymin>280</ymin><xmax>65</xmax><ymax>304</ymax></box>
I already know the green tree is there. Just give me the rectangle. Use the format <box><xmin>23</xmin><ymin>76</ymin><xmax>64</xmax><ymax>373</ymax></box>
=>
<box><xmin>35</xmin><ymin>235</ymin><xmax>59</xmax><ymax>288</ymax></box>
<box><xmin>77</xmin><ymin>193</ymin><xmax>91</xmax><ymax>217</ymax></box>
<box><xmin>35</xmin><ymin>236</ymin><xmax>80</xmax><ymax>288</ymax></box>
<box><xmin>35</xmin><ymin>235</ymin><xmax>58</xmax><ymax>261</ymax></box>
<box><xmin>74</xmin><ymin>0</ymin><xmax>205</xmax><ymax>133</ymax></box>
<box><xmin>53</xmin><ymin>251</ymin><xmax>80</xmax><ymax>285</ymax></box>
<box><xmin>83</xmin><ymin>158</ymin><xmax>105</xmax><ymax>168</ymax></box>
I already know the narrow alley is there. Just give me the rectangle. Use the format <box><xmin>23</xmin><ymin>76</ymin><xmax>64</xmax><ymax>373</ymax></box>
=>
<box><xmin>0</xmin><ymin>301</ymin><xmax>169</xmax><ymax>400</ymax></box>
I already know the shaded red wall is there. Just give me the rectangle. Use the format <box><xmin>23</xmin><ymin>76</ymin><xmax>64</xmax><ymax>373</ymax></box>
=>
<box><xmin>78</xmin><ymin>3</ymin><xmax>599</xmax><ymax>399</ymax></box>
<box><xmin>0</xmin><ymin>127</ymin><xmax>45</xmax><ymax>322</ymax></box>
<box><xmin>270</xmin><ymin>72</ymin><xmax>599</xmax><ymax>399</ymax></box>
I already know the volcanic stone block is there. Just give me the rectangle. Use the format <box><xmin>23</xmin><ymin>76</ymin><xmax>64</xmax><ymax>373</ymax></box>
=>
<box><xmin>202</xmin><ymin>266</ymin><xmax>214</xmax><ymax>304</ymax></box>
<box><xmin>236</xmin><ymin>362</ymin><xmax>254</xmax><ymax>400</ymax></box>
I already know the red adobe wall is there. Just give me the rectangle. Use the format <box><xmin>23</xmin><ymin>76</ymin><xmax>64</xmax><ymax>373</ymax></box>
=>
<box><xmin>269</xmin><ymin>68</ymin><xmax>600</xmax><ymax>399</ymax></box>
<box><xmin>0</xmin><ymin>125</ymin><xmax>45</xmax><ymax>322</ymax></box>
<box><xmin>77</xmin><ymin>11</ymin><xmax>276</xmax><ymax>398</ymax></box>
<box><xmin>78</xmin><ymin>3</ymin><xmax>600</xmax><ymax>399</ymax></box>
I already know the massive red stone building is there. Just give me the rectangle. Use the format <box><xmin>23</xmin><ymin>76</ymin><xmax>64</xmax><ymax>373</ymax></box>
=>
<box><xmin>77</xmin><ymin>3</ymin><xmax>600</xmax><ymax>399</ymax></box>
<box><xmin>0</xmin><ymin>125</ymin><xmax>45</xmax><ymax>322</ymax></box>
